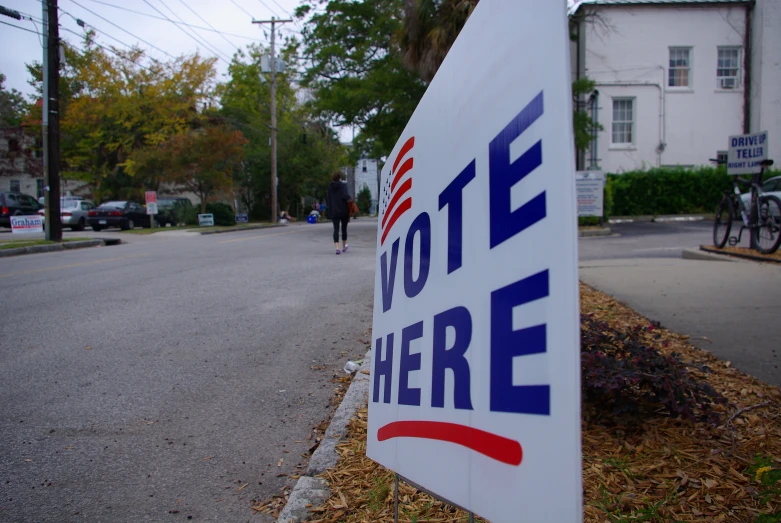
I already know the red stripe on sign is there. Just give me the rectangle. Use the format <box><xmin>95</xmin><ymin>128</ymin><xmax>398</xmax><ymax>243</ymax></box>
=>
<box><xmin>382</xmin><ymin>178</ymin><xmax>412</xmax><ymax>229</ymax></box>
<box><xmin>390</xmin><ymin>157</ymin><xmax>414</xmax><ymax>193</ymax></box>
<box><xmin>392</xmin><ymin>136</ymin><xmax>415</xmax><ymax>175</ymax></box>
<box><xmin>380</xmin><ymin>198</ymin><xmax>412</xmax><ymax>245</ymax></box>
<box><xmin>377</xmin><ymin>421</ymin><xmax>523</xmax><ymax>466</ymax></box>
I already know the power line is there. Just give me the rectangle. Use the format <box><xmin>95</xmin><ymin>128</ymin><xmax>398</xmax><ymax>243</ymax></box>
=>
<box><xmin>253</xmin><ymin>0</ymin><xmax>279</xmax><ymax>18</ymax></box>
<box><xmin>66</xmin><ymin>0</ymin><xmax>176</xmax><ymax>59</ymax></box>
<box><xmin>60</xmin><ymin>10</ymin><xmax>151</xmax><ymax>60</ymax></box>
<box><xmin>141</xmin><ymin>0</ymin><xmax>231</xmax><ymax>64</ymax></box>
<box><xmin>173</xmin><ymin>0</ymin><xmax>240</xmax><ymax>54</ymax></box>
<box><xmin>60</xmin><ymin>25</ymin><xmax>159</xmax><ymax>74</ymax></box>
<box><xmin>229</xmin><ymin>0</ymin><xmax>254</xmax><ymax>18</ymax></box>
<box><xmin>78</xmin><ymin>0</ymin><xmax>257</xmax><ymax>41</ymax></box>
<box><xmin>0</xmin><ymin>19</ymin><xmax>42</xmax><ymax>35</ymax></box>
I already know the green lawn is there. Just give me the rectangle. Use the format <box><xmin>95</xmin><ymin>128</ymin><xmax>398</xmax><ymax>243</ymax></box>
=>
<box><xmin>0</xmin><ymin>238</ymin><xmax>90</xmax><ymax>250</ymax></box>
<box><xmin>119</xmin><ymin>222</ymin><xmax>277</xmax><ymax>235</ymax></box>
<box><xmin>120</xmin><ymin>226</ymin><xmax>192</xmax><ymax>235</ymax></box>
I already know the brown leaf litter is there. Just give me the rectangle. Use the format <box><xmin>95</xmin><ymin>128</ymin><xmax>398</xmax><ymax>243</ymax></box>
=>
<box><xmin>302</xmin><ymin>283</ymin><xmax>780</xmax><ymax>522</ymax></box>
<box><xmin>703</xmin><ymin>245</ymin><xmax>781</xmax><ymax>263</ymax></box>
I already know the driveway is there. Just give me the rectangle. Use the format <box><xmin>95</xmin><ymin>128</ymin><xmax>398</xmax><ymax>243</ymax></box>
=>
<box><xmin>580</xmin><ymin>221</ymin><xmax>780</xmax><ymax>387</ymax></box>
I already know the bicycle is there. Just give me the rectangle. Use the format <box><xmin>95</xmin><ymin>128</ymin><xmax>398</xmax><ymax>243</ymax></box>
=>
<box><xmin>713</xmin><ymin>159</ymin><xmax>781</xmax><ymax>254</ymax></box>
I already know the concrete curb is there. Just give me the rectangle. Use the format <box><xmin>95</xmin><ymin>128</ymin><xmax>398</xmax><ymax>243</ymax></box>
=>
<box><xmin>579</xmin><ymin>227</ymin><xmax>612</xmax><ymax>237</ymax></box>
<box><xmin>276</xmin><ymin>352</ymin><xmax>371</xmax><ymax>523</ymax></box>
<box><xmin>197</xmin><ymin>224</ymin><xmax>286</xmax><ymax>235</ymax></box>
<box><xmin>699</xmin><ymin>245</ymin><xmax>781</xmax><ymax>265</ymax></box>
<box><xmin>0</xmin><ymin>239</ymin><xmax>109</xmax><ymax>258</ymax></box>
<box><xmin>681</xmin><ymin>248</ymin><xmax>735</xmax><ymax>262</ymax></box>
<box><xmin>608</xmin><ymin>214</ymin><xmax>713</xmax><ymax>224</ymax></box>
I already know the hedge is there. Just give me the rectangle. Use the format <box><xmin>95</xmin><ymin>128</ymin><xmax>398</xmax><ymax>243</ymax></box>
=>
<box><xmin>604</xmin><ymin>166</ymin><xmax>779</xmax><ymax>217</ymax></box>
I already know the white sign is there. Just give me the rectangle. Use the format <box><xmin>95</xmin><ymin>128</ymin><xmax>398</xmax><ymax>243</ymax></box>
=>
<box><xmin>146</xmin><ymin>202</ymin><xmax>158</xmax><ymax>215</ymax></box>
<box><xmin>11</xmin><ymin>215</ymin><xmax>44</xmax><ymax>234</ymax></box>
<box><xmin>576</xmin><ymin>170</ymin><xmax>605</xmax><ymax>217</ymax></box>
<box><xmin>198</xmin><ymin>213</ymin><xmax>214</xmax><ymax>227</ymax></box>
<box><xmin>367</xmin><ymin>1</ymin><xmax>582</xmax><ymax>522</ymax></box>
<box><xmin>728</xmin><ymin>131</ymin><xmax>769</xmax><ymax>175</ymax></box>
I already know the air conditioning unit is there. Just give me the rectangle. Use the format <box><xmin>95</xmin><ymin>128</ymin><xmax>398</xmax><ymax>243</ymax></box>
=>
<box><xmin>720</xmin><ymin>77</ymin><xmax>737</xmax><ymax>89</ymax></box>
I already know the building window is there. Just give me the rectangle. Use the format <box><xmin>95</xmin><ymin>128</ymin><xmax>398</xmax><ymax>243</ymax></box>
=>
<box><xmin>37</xmin><ymin>179</ymin><xmax>45</xmax><ymax>199</ymax></box>
<box><xmin>10</xmin><ymin>180</ymin><xmax>20</xmax><ymax>192</ymax></box>
<box><xmin>669</xmin><ymin>47</ymin><xmax>691</xmax><ymax>88</ymax></box>
<box><xmin>717</xmin><ymin>47</ymin><xmax>740</xmax><ymax>89</ymax></box>
<box><xmin>362</xmin><ymin>160</ymin><xmax>367</xmax><ymax>172</ymax></box>
<box><xmin>8</xmin><ymin>138</ymin><xmax>20</xmax><ymax>153</ymax></box>
<box><xmin>611</xmin><ymin>98</ymin><xmax>634</xmax><ymax>145</ymax></box>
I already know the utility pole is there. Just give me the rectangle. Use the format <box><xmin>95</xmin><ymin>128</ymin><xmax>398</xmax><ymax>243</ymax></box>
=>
<box><xmin>43</xmin><ymin>0</ymin><xmax>62</xmax><ymax>241</ymax></box>
<box><xmin>252</xmin><ymin>16</ymin><xmax>292</xmax><ymax>223</ymax></box>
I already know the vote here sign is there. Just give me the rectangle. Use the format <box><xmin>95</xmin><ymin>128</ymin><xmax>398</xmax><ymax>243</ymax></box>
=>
<box><xmin>367</xmin><ymin>0</ymin><xmax>582</xmax><ymax>522</ymax></box>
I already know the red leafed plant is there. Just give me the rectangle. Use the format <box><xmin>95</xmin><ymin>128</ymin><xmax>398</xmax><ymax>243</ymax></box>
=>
<box><xmin>581</xmin><ymin>315</ymin><xmax>728</xmax><ymax>425</ymax></box>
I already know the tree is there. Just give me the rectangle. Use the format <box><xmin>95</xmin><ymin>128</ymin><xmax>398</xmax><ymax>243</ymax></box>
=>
<box><xmin>0</xmin><ymin>73</ymin><xmax>27</xmax><ymax>128</ymax></box>
<box><xmin>399</xmin><ymin>0</ymin><xmax>478</xmax><ymax>83</ymax></box>
<box><xmin>218</xmin><ymin>44</ymin><xmax>346</xmax><ymax>219</ymax></box>
<box><xmin>161</xmin><ymin>125</ymin><xmax>248</xmax><ymax>213</ymax></box>
<box><xmin>25</xmin><ymin>33</ymin><xmax>217</xmax><ymax>201</ymax></box>
<box><xmin>357</xmin><ymin>184</ymin><xmax>372</xmax><ymax>214</ymax></box>
<box><xmin>296</xmin><ymin>0</ymin><xmax>426</xmax><ymax>159</ymax></box>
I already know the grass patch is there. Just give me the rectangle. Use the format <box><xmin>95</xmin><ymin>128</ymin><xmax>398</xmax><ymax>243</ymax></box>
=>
<box><xmin>120</xmin><ymin>226</ymin><xmax>192</xmax><ymax>235</ymax></box>
<box><xmin>188</xmin><ymin>222</ymin><xmax>276</xmax><ymax>233</ymax></box>
<box><xmin>0</xmin><ymin>238</ymin><xmax>90</xmax><ymax>250</ymax></box>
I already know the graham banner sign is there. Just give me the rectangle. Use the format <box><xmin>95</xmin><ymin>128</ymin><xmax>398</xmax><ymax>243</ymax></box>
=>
<box><xmin>367</xmin><ymin>0</ymin><xmax>582</xmax><ymax>521</ymax></box>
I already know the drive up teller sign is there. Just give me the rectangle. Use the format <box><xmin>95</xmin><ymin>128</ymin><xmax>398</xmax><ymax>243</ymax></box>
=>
<box><xmin>367</xmin><ymin>0</ymin><xmax>582</xmax><ymax>521</ymax></box>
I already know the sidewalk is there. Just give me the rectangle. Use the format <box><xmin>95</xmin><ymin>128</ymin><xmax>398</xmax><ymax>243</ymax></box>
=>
<box><xmin>579</xmin><ymin>257</ymin><xmax>781</xmax><ymax>387</ymax></box>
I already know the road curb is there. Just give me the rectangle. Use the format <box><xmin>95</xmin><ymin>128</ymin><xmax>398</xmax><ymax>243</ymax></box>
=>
<box><xmin>681</xmin><ymin>248</ymin><xmax>735</xmax><ymax>262</ymax></box>
<box><xmin>197</xmin><ymin>224</ymin><xmax>286</xmax><ymax>235</ymax></box>
<box><xmin>0</xmin><ymin>239</ymin><xmax>110</xmax><ymax>258</ymax></box>
<box><xmin>699</xmin><ymin>245</ymin><xmax>781</xmax><ymax>265</ymax></box>
<box><xmin>608</xmin><ymin>214</ymin><xmax>713</xmax><ymax>224</ymax></box>
<box><xmin>276</xmin><ymin>352</ymin><xmax>371</xmax><ymax>523</ymax></box>
<box><xmin>579</xmin><ymin>227</ymin><xmax>612</xmax><ymax>237</ymax></box>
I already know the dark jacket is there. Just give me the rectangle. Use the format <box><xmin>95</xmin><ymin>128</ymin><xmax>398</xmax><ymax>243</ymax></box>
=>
<box><xmin>327</xmin><ymin>181</ymin><xmax>350</xmax><ymax>219</ymax></box>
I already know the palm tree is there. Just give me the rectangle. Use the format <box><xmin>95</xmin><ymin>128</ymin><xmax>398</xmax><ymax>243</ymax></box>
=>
<box><xmin>399</xmin><ymin>0</ymin><xmax>479</xmax><ymax>82</ymax></box>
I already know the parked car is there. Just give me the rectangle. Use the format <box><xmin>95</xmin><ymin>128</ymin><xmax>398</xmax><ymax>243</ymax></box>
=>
<box><xmin>0</xmin><ymin>192</ymin><xmax>42</xmax><ymax>228</ymax></box>
<box><xmin>37</xmin><ymin>198</ymin><xmax>95</xmax><ymax>231</ymax></box>
<box><xmin>741</xmin><ymin>176</ymin><xmax>781</xmax><ymax>216</ymax></box>
<box><xmin>88</xmin><ymin>201</ymin><xmax>151</xmax><ymax>231</ymax></box>
<box><xmin>156</xmin><ymin>197</ymin><xmax>193</xmax><ymax>226</ymax></box>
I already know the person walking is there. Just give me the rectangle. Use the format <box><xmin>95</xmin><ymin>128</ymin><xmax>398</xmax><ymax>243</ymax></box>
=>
<box><xmin>327</xmin><ymin>171</ymin><xmax>351</xmax><ymax>254</ymax></box>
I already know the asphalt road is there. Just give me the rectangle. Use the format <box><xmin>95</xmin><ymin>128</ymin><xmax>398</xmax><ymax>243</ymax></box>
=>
<box><xmin>0</xmin><ymin>220</ymin><xmax>377</xmax><ymax>522</ymax></box>
<box><xmin>579</xmin><ymin>220</ymin><xmax>746</xmax><ymax>260</ymax></box>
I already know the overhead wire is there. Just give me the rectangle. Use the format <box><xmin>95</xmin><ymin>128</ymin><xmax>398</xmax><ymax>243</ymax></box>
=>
<box><xmin>78</xmin><ymin>0</ymin><xmax>257</xmax><ymax>41</ymax></box>
<box><xmin>60</xmin><ymin>25</ymin><xmax>159</xmax><ymax>74</ymax></box>
<box><xmin>66</xmin><ymin>0</ymin><xmax>176</xmax><ymax>59</ymax></box>
<box><xmin>173</xmin><ymin>0</ymin><xmax>240</xmax><ymax>54</ymax></box>
<box><xmin>0</xmin><ymin>19</ymin><xmax>42</xmax><ymax>36</ymax></box>
<box><xmin>228</xmin><ymin>0</ymin><xmax>254</xmax><ymax>19</ymax></box>
<box><xmin>142</xmin><ymin>0</ymin><xmax>231</xmax><ymax>64</ymax></box>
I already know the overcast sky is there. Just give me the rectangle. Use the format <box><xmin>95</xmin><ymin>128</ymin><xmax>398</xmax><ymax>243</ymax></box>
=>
<box><xmin>0</xmin><ymin>0</ymin><xmax>304</xmax><ymax>97</ymax></box>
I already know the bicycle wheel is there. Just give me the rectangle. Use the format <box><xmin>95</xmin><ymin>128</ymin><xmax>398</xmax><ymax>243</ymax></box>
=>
<box><xmin>713</xmin><ymin>196</ymin><xmax>733</xmax><ymax>248</ymax></box>
<box><xmin>752</xmin><ymin>195</ymin><xmax>781</xmax><ymax>254</ymax></box>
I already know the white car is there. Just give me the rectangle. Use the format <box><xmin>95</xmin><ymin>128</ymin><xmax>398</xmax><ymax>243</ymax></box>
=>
<box><xmin>38</xmin><ymin>198</ymin><xmax>96</xmax><ymax>231</ymax></box>
<box><xmin>741</xmin><ymin>176</ymin><xmax>781</xmax><ymax>216</ymax></box>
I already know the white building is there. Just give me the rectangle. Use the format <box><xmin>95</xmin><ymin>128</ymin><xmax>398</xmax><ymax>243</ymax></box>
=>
<box><xmin>570</xmin><ymin>0</ymin><xmax>780</xmax><ymax>173</ymax></box>
<box><xmin>354</xmin><ymin>157</ymin><xmax>379</xmax><ymax>214</ymax></box>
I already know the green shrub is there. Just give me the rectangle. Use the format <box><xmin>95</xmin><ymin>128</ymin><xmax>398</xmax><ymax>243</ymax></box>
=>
<box><xmin>205</xmin><ymin>202</ymin><xmax>235</xmax><ymax>226</ymax></box>
<box><xmin>578</xmin><ymin>216</ymin><xmax>601</xmax><ymax>226</ymax></box>
<box><xmin>606</xmin><ymin>166</ymin><xmax>781</xmax><ymax>217</ymax></box>
<box><xmin>357</xmin><ymin>184</ymin><xmax>372</xmax><ymax>214</ymax></box>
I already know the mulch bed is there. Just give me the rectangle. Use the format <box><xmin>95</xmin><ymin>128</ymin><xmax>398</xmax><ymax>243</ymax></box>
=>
<box><xmin>284</xmin><ymin>283</ymin><xmax>781</xmax><ymax>522</ymax></box>
<box><xmin>702</xmin><ymin>245</ymin><xmax>781</xmax><ymax>264</ymax></box>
